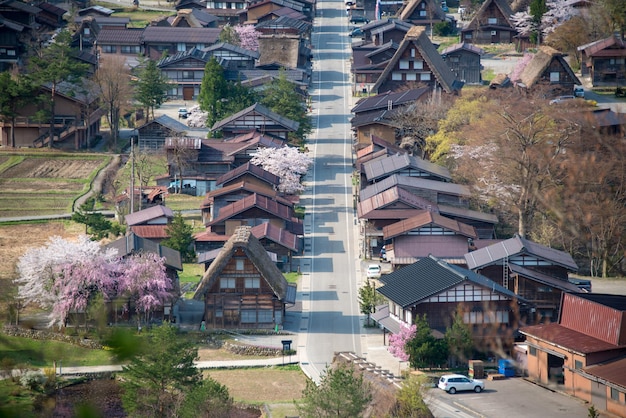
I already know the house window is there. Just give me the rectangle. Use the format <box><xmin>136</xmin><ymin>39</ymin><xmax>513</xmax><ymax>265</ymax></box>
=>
<box><xmin>420</xmin><ymin>73</ymin><xmax>431</xmax><ymax>81</ymax></box>
<box><xmin>611</xmin><ymin>387</ymin><xmax>620</xmax><ymax>401</ymax></box>
<box><xmin>182</xmin><ymin>71</ymin><xmax>194</xmax><ymax>79</ymax></box>
<box><xmin>450</xmin><ymin>56</ymin><xmax>459</xmax><ymax>62</ymax></box>
<box><xmin>241</xmin><ymin>310</ymin><xmax>256</xmax><ymax>323</ymax></box>
<box><xmin>121</xmin><ymin>45</ymin><xmax>140</xmax><ymax>54</ymax></box>
<box><xmin>488</xmin><ymin>17</ymin><xmax>497</xmax><ymax>24</ymax></box>
<box><xmin>392</xmin><ymin>72</ymin><xmax>402</xmax><ymax>80</ymax></box>
<box><xmin>7</xmin><ymin>50</ymin><xmax>15</xmax><ymax>56</ymax></box>
<box><xmin>220</xmin><ymin>278</ymin><xmax>235</xmax><ymax>289</ymax></box>
<box><xmin>177</xmin><ymin>43</ymin><xmax>186</xmax><ymax>52</ymax></box>
<box><xmin>491</xmin><ymin>30</ymin><xmax>497</xmax><ymax>36</ymax></box>
<box><xmin>529</xmin><ymin>346</ymin><xmax>537</xmax><ymax>356</ymax></box>
<box><xmin>574</xmin><ymin>360</ymin><xmax>583</xmax><ymax>369</ymax></box>
<box><xmin>420</xmin><ymin>2</ymin><xmax>425</xmax><ymax>8</ymax></box>
<box><xmin>550</xmin><ymin>72</ymin><xmax>560</xmax><ymax>82</ymax></box>
<box><xmin>406</xmin><ymin>73</ymin><xmax>417</xmax><ymax>81</ymax></box>
<box><xmin>245</xmin><ymin>278</ymin><xmax>260</xmax><ymax>288</ymax></box>
<box><xmin>617</xmin><ymin>58</ymin><xmax>625</xmax><ymax>65</ymax></box>
<box><xmin>414</xmin><ymin>60</ymin><xmax>424</xmax><ymax>69</ymax></box>
<box><xmin>236</xmin><ymin>259</ymin><xmax>244</xmax><ymax>270</ymax></box>
<box><xmin>235</xmin><ymin>2</ymin><xmax>244</xmax><ymax>8</ymax></box>
<box><xmin>399</xmin><ymin>59</ymin><xmax>409</xmax><ymax>69</ymax></box>
<box><xmin>84</xmin><ymin>28</ymin><xmax>90</xmax><ymax>35</ymax></box>
<box><xmin>464</xmin><ymin>33</ymin><xmax>472</xmax><ymax>39</ymax></box>
<box><xmin>258</xmin><ymin>310</ymin><xmax>273</xmax><ymax>323</ymax></box>
<box><xmin>419</xmin><ymin>10</ymin><xmax>427</xmax><ymax>16</ymax></box>
<box><xmin>102</xmin><ymin>45</ymin><xmax>116</xmax><ymax>53</ymax></box>
<box><xmin>411</xmin><ymin>48</ymin><xmax>415</xmax><ymax>57</ymax></box>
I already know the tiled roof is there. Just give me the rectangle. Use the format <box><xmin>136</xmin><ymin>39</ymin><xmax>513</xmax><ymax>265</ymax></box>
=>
<box><xmin>211</xmin><ymin>103</ymin><xmax>299</xmax><ymax>132</ymax></box>
<box><xmin>194</xmin><ymin>231</ymin><xmax>230</xmax><ymax>242</ymax></box>
<box><xmin>441</xmin><ymin>42</ymin><xmax>485</xmax><ymax>56</ymax></box>
<box><xmin>358</xmin><ymin>186</ymin><xmax>438</xmax><ymax>217</ymax></box>
<box><xmin>256</xmin><ymin>14</ymin><xmax>311</xmax><ymax>33</ymax></box>
<box><xmin>464</xmin><ymin>234</ymin><xmax>578</xmax><ymax>271</ymax></box>
<box><xmin>520</xmin><ymin>323</ymin><xmax>624</xmax><ymax>354</ymax></box>
<box><xmin>125</xmin><ymin>205</ymin><xmax>174</xmax><ymax>226</ymax></box>
<box><xmin>97</xmin><ymin>28</ymin><xmax>143</xmax><ymax>44</ymax></box>
<box><xmin>142</xmin><ymin>26</ymin><xmax>221</xmax><ymax>44</ymax></box>
<box><xmin>377</xmin><ymin>255</ymin><xmax>519</xmax><ymax>308</ymax></box>
<box><xmin>351</xmin><ymin>87</ymin><xmax>430</xmax><ymax>114</ymax></box>
<box><xmin>350</xmin><ymin>109</ymin><xmax>398</xmax><ymax>128</ymax></box>
<box><xmin>250</xmin><ymin>222</ymin><xmax>299</xmax><ymax>251</ymax></box>
<box><xmin>383</xmin><ymin>211</ymin><xmax>477</xmax><ymax>240</ymax></box>
<box><xmin>215</xmin><ymin>161</ymin><xmax>280</xmax><ymax>187</ymax></box>
<box><xmin>38</xmin><ymin>2</ymin><xmax>66</xmax><ymax>16</ymax></box>
<box><xmin>362</xmin><ymin>152</ymin><xmax>452</xmax><ymax>182</ymax></box>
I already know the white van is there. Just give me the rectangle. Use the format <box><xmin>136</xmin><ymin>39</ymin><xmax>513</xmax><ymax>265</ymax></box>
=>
<box><xmin>573</xmin><ymin>85</ymin><xmax>584</xmax><ymax>98</ymax></box>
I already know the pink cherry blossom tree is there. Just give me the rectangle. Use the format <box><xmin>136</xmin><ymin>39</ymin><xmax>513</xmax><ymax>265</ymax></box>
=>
<box><xmin>234</xmin><ymin>25</ymin><xmax>261</xmax><ymax>51</ymax></box>
<box><xmin>250</xmin><ymin>146</ymin><xmax>312</xmax><ymax>194</ymax></box>
<box><xmin>15</xmin><ymin>236</ymin><xmax>172</xmax><ymax>328</ymax></box>
<box><xmin>388</xmin><ymin>323</ymin><xmax>416</xmax><ymax>361</ymax></box>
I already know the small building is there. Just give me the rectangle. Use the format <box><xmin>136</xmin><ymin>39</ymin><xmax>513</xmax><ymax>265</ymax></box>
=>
<box><xmin>398</xmin><ymin>0</ymin><xmax>449</xmax><ymax>28</ymax></box>
<box><xmin>460</xmin><ymin>0</ymin><xmax>517</xmax><ymax>44</ymax></box>
<box><xmin>193</xmin><ymin>226</ymin><xmax>297</xmax><ymax>329</ymax></box>
<box><xmin>515</xmin><ymin>46</ymin><xmax>581</xmax><ymax>97</ymax></box>
<box><xmin>136</xmin><ymin>115</ymin><xmax>188</xmax><ymax>151</ymax></box>
<box><xmin>124</xmin><ymin>205</ymin><xmax>174</xmax><ymax>241</ymax></box>
<box><xmin>211</xmin><ymin>103</ymin><xmax>299</xmax><ymax>140</ymax></box>
<box><xmin>578</xmin><ymin>34</ymin><xmax>626</xmax><ymax>87</ymax></box>
<box><xmin>441</xmin><ymin>43</ymin><xmax>484</xmax><ymax>85</ymax></box>
<box><xmin>520</xmin><ymin>293</ymin><xmax>626</xmax><ymax>417</ymax></box>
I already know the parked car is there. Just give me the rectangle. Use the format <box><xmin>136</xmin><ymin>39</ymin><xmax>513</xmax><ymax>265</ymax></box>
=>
<box><xmin>349</xmin><ymin>27</ymin><xmax>364</xmax><ymax>38</ymax></box>
<box><xmin>458</xmin><ymin>6</ymin><xmax>467</xmax><ymax>19</ymax></box>
<box><xmin>549</xmin><ymin>95</ymin><xmax>575</xmax><ymax>105</ymax></box>
<box><xmin>438</xmin><ymin>374</ymin><xmax>485</xmax><ymax>394</ymax></box>
<box><xmin>350</xmin><ymin>15</ymin><xmax>370</xmax><ymax>24</ymax></box>
<box><xmin>441</xmin><ymin>1</ymin><xmax>449</xmax><ymax>12</ymax></box>
<box><xmin>366</xmin><ymin>264</ymin><xmax>381</xmax><ymax>279</ymax></box>
<box><xmin>573</xmin><ymin>85</ymin><xmax>585</xmax><ymax>98</ymax></box>
<box><xmin>178</xmin><ymin>107</ymin><xmax>189</xmax><ymax>119</ymax></box>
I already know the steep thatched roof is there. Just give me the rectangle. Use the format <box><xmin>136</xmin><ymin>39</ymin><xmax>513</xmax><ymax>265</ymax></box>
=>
<box><xmin>464</xmin><ymin>0</ymin><xmax>514</xmax><ymax>31</ymax></box>
<box><xmin>192</xmin><ymin>226</ymin><xmax>292</xmax><ymax>301</ymax></box>
<box><xmin>518</xmin><ymin>46</ymin><xmax>581</xmax><ymax>87</ymax></box>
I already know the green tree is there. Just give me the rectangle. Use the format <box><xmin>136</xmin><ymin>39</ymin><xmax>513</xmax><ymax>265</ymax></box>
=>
<box><xmin>358</xmin><ymin>279</ymin><xmax>380</xmax><ymax>326</ymax></box>
<box><xmin>218</xmin><ymin>23</ymin><xmax>240</xmax><ymax>45</ymax></box>
<box><xmin>529</xmin><ymin>0</ymin><xmax>548</xmax><ymax>44</ymax></box>
<box><xmin>133</xmin><ymin>59</ymin><xmax>170</xmax><ymax>121</ymax></box>
<box><xmin>28</xmin><ymin>30</ymin><xmax>90</xmax><ymax>148</ymax></box>
<box><xmin>445</xmin><ymin>307</ymin><xmax>474</xmax><ymax>365</ymax></box>
<box><xmin>162</xmin><ymin>212</ymin><xmax>195</xmax><ymax>263</ymax></box>
<box><xmin>71</xmin><ymin>197</ymin><xmax>123</xmax><ymax>240</ymax></box>
<box><xmin>179</xmin><ymin>378</ymin><xmax>233</xmax><ymax>418</ymax></box>
<box><xmin>260</xmin><ymin>70</ymin><xmax>312</xmax><ymax>145</ymax></box>
<box><xmin>120</xmin><ymin>324</ymin><xmax>201</xmax><ymax>417</ymax></box>
<box><xmin>393</xmin><ymin>374</ymin><xmax>431</xmax><ymax>418</ymax></box>
<box><xmin>198</xmin><ymin>57</ymin><xmax>228</xmax><ymax>129</ymax></box>
<box><xmin>296</xmin><ymin>363</ymin><xmax>372</xmax><ymax>418</ymax></box>
<box><xmin>405</xmin><ymin>314</ymin><xmax>448</xmax><ymax>369</ymax></box>
<box><xmin>0</xmin><ymin>71</ymin><xmax>35</xmax><ymax>147</ymax></box>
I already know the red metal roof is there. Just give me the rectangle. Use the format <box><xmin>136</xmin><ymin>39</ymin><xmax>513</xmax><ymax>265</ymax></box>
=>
<box><xmin>130</xmin><ymin>225</ymin><xmax>169</xmax><ymax>239</ymax></box>
<box><xmin>520</xmin><ymin>323</ymin><xmax>624</xmax><ymax>354</ymax></box>
<box><xmin>584</xmin><ymin>356</ymin><xmax>626</xmax><ymax>389</ymax></box>
<box><xmin>383</xmin><ymin>210</ymin><xmax>477</xmax><ymax>240</ymax></box>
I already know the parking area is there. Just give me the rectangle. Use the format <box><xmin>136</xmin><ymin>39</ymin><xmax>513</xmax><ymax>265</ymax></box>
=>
<box><xmin>428</xmin><ymin>377</ymin><xmax>597</xmax><ymax>418</ymax></box>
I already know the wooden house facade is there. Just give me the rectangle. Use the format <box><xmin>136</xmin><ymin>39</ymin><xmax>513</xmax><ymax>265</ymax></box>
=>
<box><xmin>465</xmin><ymin>235</ymin><xmax>579</xmax><ymax>324</ymax></box>
<box><xmin>136</xmin><ymin>115</ymin><xmax>188</xmax><ymax>151</ymax></box>
<box><xmin>460</xmin><ymin>0</ymin><xmax>516</xmax><ymax>44</ymax></box>
<box><xmin>516</xmin><ymin>46</ymin><xmax>581</xmax><ymax>96</ymax></box>
<box><xmin>578</xmin><ymin>35</ymin><xmax>626</xmax><ymax>87</ymax></box>
<box><xmin>376</xmin><ymin>255</ymin><xmax>523</xmax><ymax>352</ymax></box>
<box><xmin>371</xmin><ymin>26</ymin><xmax>462</xmax><ymax>95</ymax></box>
<box><xmin>351</xmin><ymin>41</ymin><xmax>398</xmax><ymax>95</ymax></box>
<box><xmin>520</xmin><ymin>293</ymin><xmax>626</xmax><ymax>417</ymax></box>
<box><xmin>211</xmin><ymin>103</ymin><xmax>299</xmax><ymax>140</ymax></box>
<box><xmin>193</xmin><ymin>226</ymin><xmax>296</xmax><ymax>329</ymax></box>
<box><xmin>441</xmin><ymin>43</ymin><xmax>484</xmax><ymax>85</ymax></box>
<box><xmin>398</xmin><ymin>0</ymin><xmax>448</xmax><ymax>27</ymax></box>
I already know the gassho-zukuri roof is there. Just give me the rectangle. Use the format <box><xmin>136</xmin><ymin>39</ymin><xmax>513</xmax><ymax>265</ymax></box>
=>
<box><xmin>464</xmin><ymin>234</ymin><xmax>578</xmax><ymax>271</ymax></box>
<box><xmin>362</xmin><ymin>153</ymin><xmax>452</xmax><ymax>182</ymax></box>
<box><xmin>377</xmin><ymin>255</ymin><xmax>521</xmax><ymax>308</ymax></box>
<box><xmin>517</xmin><ymin>45</ymin><xmax>581</xmax><ymax>87</ymax></box>
<box><xmin>192</xmin><ymin>226</ymin><xmax>296</xmax><ymax>303</ymax></box>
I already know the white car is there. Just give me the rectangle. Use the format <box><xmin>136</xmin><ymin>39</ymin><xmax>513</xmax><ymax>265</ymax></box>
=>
<box><xmin>549</xmin><ymin>95</ymin><xmax>575</xmax><ymax>105</ymax></box>
<box><xmin>438</xmin><ymin>374</ymin><xmax>485</xmax><ymax>394</ymax></box>
<box><xmin>366</xmin><ymin>264</ymin><xmax>381</xmax><ymax>279</ymax></box>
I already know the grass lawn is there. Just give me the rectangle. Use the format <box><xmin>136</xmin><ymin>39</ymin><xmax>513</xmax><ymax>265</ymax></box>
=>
<box><xmin>0</xmin><ymin>334</ymin><xmax>115</xmax><ymax>368</ymax></box>
<box><xmin>164</xmin><ymin>194</ymin><xmax>205</xmax><ymax>212</ymax></box>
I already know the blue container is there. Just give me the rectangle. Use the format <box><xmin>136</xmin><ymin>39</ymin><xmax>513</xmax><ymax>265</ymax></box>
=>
<box><xmin>498</xmin><ymin>359</ymin><xmax>516</xmax><ymax>377</ymax></box>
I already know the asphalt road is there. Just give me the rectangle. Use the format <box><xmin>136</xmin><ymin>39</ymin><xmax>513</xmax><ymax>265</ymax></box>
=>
<box><xmin>297</xmin><ymin>0</ymin><xmax>363</xmax><ymax>384</ymax></box>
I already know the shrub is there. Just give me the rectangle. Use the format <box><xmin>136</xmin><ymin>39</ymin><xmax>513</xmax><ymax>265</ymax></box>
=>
<box><xmin>20</xmin><ymin>371</ymin><xmax>46</xmax><ymax>391</ymax></box>
<box><xmin>433</xmin><ymin>22</ymin><xmax>453</xmax><ymax>36</ymax></box>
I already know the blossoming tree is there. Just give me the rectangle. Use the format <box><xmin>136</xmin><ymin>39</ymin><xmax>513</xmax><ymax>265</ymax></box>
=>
<box><xmin>388</xmin><ymin>324</ymin><xmax>416</xmax><ymax>361</ymax></box>
<box><xmin>250</xmin><ymin>146</ymin><xmax>312</xmax><ymax>194</ymax></box>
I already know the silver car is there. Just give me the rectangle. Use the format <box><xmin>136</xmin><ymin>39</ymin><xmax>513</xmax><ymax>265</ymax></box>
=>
<box><xmin>438</xmin><ymin>374</ymin><xmax>485</xmax><ymax>394</ymax></box>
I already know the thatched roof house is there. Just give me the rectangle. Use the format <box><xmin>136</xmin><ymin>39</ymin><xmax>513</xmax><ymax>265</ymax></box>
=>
<box><xmin>193</xmin><ymin>226</ymin><xmax>296</xmax><ymax>329</ymax></box>
<box><xmin>516</xmin><ymin>46</ymin><xmax>581</xmax><ymax>94</ymax></box>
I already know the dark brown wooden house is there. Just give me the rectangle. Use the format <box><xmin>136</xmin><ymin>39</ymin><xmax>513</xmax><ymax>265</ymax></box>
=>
<box><xmin>193</xmin><ymin>226</ymin><xmax>296</xmax><ymax>329</ymax></box>
<box><xmin>211</xmin><ymin>103</ymin><xmax>299</xmax><ymax>140</ymax></box>
<box><xmin>398</xmin><ymin>0</ymin><xmax>448</xmax><ymax>27</ymax></box>
<box><xmin>460</xmin><ymin>0</ymin><xmax>516</xmax><ymax>44</ymax></box>
<box><xmin>515</xmin><ymin>46</ymin><xmax>581</xmax><ymax>96</ymax></box>
<box><xmin>465</xmin><ymin>234</ymin><xmax>580</xmax><ymax>324</ymax></box>
<box><xmin>441</xmin><ymin>43</ymin><xmax>484</xmax><ymax>85</ymax></box>
<box><xmin>376</xmin><ymin>255</ymin><xmax>524</xmax><ymax>353</ymax></box>
<box><xmin>578</xmin><ymin>34</ymin><xmax>626</xmax><ymax>87</ymax></box>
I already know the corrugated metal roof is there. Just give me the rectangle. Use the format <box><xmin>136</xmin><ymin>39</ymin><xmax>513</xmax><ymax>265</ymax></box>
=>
<box><xmin>211</xmin><ymin>103</ymin><xmax>299</xmax><ymax>132</ymax></box>
<box><xmin>377</xmin><ymin>255</ymin><xmax>520</xmax><ymax>308</ymax></box>
<box><xmin>584</xmin><ymin>356</ymin><xmax>626</xmax><ymax>389</ymax></box>
<box><xmin>363</xmin><ymin>153</ymin><xmax>451</xmax><ymax>182</ymax></box>
<box><xmin>125</xmin><ymin>205</ymin><xmax>174</xmax><ymax>226</ymax></box>
<box><xmin>97</xmin><ymin>28</ymin><xmax>143</xmax><ymax>44</ymax></box>
<box><xmin>215</xmin><ymin>161</ymin><xmax>280</xmax><ymax>187</ymax></box>
<box><xmin>251</xmin><ymin>222</ymin><xmax>299</xmax><ymax>251</ymax></box>
<box><xmin>358</xmin><ymin>187</ymin><xmax>438</xmax><ymax>216</ymax></box>
<box><xmin>201</xmin><ymin>180</ymin><xmax>291</xmax><ymax>209</ymax></box>
<box><xmin>391</xmin><ymin>234</ymin><xmax>473</xmax><ymax>260</ymax></box>
<box><xmin>520</xmin><ymin>323</ymin><xmax>623</xmax><ymax>355</ymax></box>
<box><xmin>130</xmin><ymin>225</ymin><xmax>170</xmax><ymax>239</ymax></box>
<box><xmin>142</xmin><ymin>26</ymin><xmax>221</xmax><ymax>44</ymax></box>
<box><xmin>465</xmin><ymin>235</ymin><xmax>578</xmax><ymax>271</ymax></box>
<box><xmin>208</xmin><ymin>193</ymin><xmax>295</xmax><ymax>225</ymax></box>
<box><xmin>508</xmin><ymin>263</ymin><xmax>581</xmax><ymax>293</ymax></box>
<box><xmin>383</xmin><ymin>211</ymin><xmax>477</xmax><ymax>239</ymax></box>
<box><xmin>359</xmin><ymin>174</ymin><xmax>470</xmax><ymax>201</ymax></box>
<box><xmin>351</xmin><ymin>87</ymin><xmax>429</xmax><ymax>114</ymax></box>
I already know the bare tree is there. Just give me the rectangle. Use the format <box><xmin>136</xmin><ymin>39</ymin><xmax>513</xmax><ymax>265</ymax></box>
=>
<box><xmin>166</xmin><ymin>137</ymin><xmax>194</xmax><ymax>194</ymax></box>
<box><xmin>391</xmin><ymin>91</ymin><xmax>453</xmax><ymax>159</ymax></box>
<box><xmin>94</xmin><ymin>55</ymin><xmax>132</xmax><ymax>149</ymax></box>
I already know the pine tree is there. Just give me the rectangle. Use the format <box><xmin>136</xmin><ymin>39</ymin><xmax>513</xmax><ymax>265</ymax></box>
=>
<box><xmin>198</xmin><ymin>57</ymin><xmax>228</xmax><ymax>129</ymax></box>
<box><xmin>0</xmin><ymin>72</ymin><xmax>36</xmax><ymax>147</ymax></box>
<box><xmin>133</xmin><ymin>59</ymin><xmax>170</xmax><ymax>121</ymax></box>
<box><xmin>162</xmin><ymin>212</ymin><xmax>195</xmax><ymax>262</ymax></box>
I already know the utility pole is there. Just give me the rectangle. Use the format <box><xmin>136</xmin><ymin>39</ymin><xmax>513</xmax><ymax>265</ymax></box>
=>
<box><xmin>130</xmin><ymin>135</ymin><xmax>135</xmax><ymax>214</ymax></box>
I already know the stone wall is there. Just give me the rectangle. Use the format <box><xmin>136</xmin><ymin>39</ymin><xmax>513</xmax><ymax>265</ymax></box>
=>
<box><xmin>2</xmin><ymin>326</ymin><xmax>103</xmax><ymax>350</ymax></box>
